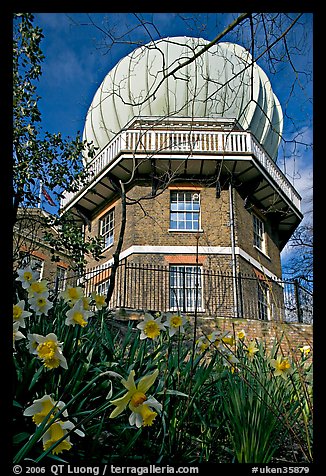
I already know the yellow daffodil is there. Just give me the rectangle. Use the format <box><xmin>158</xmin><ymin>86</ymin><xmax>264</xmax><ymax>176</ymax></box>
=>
<box><xmin>109</xmin><ymin>369</ymin><xmax>159</xmax><ymax>419</ymax></box>
<box><xmin>24</xmin><ymin>395</ymin><xmax>84</xmax><ymax>455</ymax></box>
<box><xmin>91</xmin><ymin>292</ymin><xmax>107</xmax><ymax>310</ymax></box>
<box><xmin>28</xmin><ymin>280</ymin><xmax>49</xmax><ymax>299</ymax></box>
<box><xmin>16</xmin><ymin>266</ymin><xmax>38</xmax><ymax>289</ymax></box>
<box><xmin>65</xmin><ymin>299</ymin><xmax>94</xmax><ymax>327</ymax></box>
<box><xmin>246</xmin><ymin>340</ymin><xmax>259</xmax><ymax>359</ymax></box>
<box><xmin>82</xmin><ymin>296</ymin><xmax>92</xmax><ymax>310</ymax></box>
<box><xmin>136</xmin><ymin>313</ymin><xmax>166</xmax><ymax>340</ymax></box>
<box><xmin>23</xmin><ymin>394</ymin><xmax>68</xmax><ymax>424</ymax></box>
<box><xmin>60</xmin><ymin>286</ymin><xmax>84</xmax><ymax>305</ymax></box>
<box><xmin>164</xmin><ymin>312</ymin><xmax>186</xmax><ymax>337</ymax></box>
<box><xmin>299</xmin><ymin>345</ymin><xmax>311</xmax><ymax>356</ymax></box>
<box><xmin>237</xmin><ymin>329</ymin><xmax>246</xmax><ymax>340</ymax></box>
<box><xmin>13</xmin><ymin>300</ymin><xmax>32</xmax><ymax>328</ymax></box>
<box><xmin>208</xmin><ymin>330</ymin><xmax>230</xmax><ymax>350</ymax></box>
<box><xmin>196</xmin><ymin>335</ymin><xmax>209</xmax><ymax>352</ymax></box>
<box><xmin>129</xmin><ymin>396</ymin><xmax>162</xmax><ymax>428</ymax></box>
<box><xmin>222</xmin><ymin>334</ymin><xmax>235</xmax><ymax>346</ymax></box>
<box><xmin>13</xmin><ymin>321</ymin><xmax>25</xmax><ymax>349</ymax></box>
<box><xmin>270</xmin><ymin>356</ymin><xmax>292</xmax><ymax>379</ymax></box>
<box><xmin>42</xmin><ymin>420</ymin><xmax>84</xmax><ymax>454</ymax></box>
<box><xmin>29</xmin><ymin>333</ymin><xmax>68</xmax><ymax>370</ymax></box>
<box><xmin>28</xmin><ymin>295</ymin><xmax>53</xmax><ymax>316</ymax></box>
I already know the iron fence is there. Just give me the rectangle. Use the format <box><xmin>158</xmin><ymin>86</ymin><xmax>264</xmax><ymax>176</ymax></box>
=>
<box><xmin>65</xmin><ymin>261</ymin><xmax>313</xmax><ymax>324</ymax></box>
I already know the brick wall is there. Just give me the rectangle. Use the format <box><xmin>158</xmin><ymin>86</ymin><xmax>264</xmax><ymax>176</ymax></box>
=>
<box><xmin>111</xmin><ymin>308</ymin><xmax>313</xmax><ymax>358</ymax></box>
<box><xmin>193</xmin><ymin>316</ymin><xmax>313</xmax><ymax>357</ymax></box>
<box><xmin>85</xmin><ymin>182</ymin><xmax>282</xmax><ymax>279</ymax></box>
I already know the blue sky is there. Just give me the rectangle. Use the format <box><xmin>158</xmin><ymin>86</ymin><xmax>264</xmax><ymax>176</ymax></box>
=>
<box><xmin>30</xmin><ymin>12</ymin><xmax>313</xmax><ymax>264</ymax></box>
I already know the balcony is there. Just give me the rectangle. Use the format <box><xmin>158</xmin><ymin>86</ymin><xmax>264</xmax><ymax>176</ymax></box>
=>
<box><xmin>60</xmin><ymin>117</ymin><xmax>302</xmax><ymax>246</ymax></box>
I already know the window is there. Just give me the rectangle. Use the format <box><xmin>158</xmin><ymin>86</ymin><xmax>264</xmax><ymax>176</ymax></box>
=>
<box><xmin>169</xmin><ymin>265</ymin><xmax>203</xmax><ymax>312</ymax></box>
<box><xmin>97</xmin><ymin>280</ymin><xmax>109</xmax><ymax>296</ymax></box>
<box><xmin>253</xmin><ymin>214</ymin><xmax>266</xmax><ymax>253</ymax></box>
<box><xmin>21</xmin><ymin>254</ymin><xmax>44</xmax><ymax>280</ymax></box>
<box><xmin>257</xmin><ymin>281</ymin><xmax>269</xmax><ymax>320</ymax></box>
<box><xmin>99</xmin><ymin>209</ymin><xmax>114</xmax><ymax>250</ymax></box>
<box><xmin>56</xmin><ymin>266</ymin><xmax>67</xmax><ymax>292</ymax></box>
<box><xmin>170</xmin><ymin>191</ymin><xmax>200</xmax><ymax>231</ymax></box>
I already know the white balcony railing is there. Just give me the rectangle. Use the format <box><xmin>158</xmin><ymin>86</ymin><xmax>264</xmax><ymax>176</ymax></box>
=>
<box><xmin>60</xmin><ymin>127</ymin><xmax>301</xmax><ymax>212</ymax></box>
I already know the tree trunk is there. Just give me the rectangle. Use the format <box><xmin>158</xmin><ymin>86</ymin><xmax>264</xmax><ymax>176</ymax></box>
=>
<box><xmin>106</xmin><ymin>180</ymin><xmax>126</xmax><ymax>305</ymax></box>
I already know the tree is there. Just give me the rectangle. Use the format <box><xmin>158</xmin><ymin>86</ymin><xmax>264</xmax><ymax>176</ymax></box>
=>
<box><xmin>13</xmin><ymin>13</ymin><xmax>103</xmax><ymax>272</ymax></box>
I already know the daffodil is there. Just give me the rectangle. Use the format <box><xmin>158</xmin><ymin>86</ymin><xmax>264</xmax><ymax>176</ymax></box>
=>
<box><xmin>65</xmin><ymin>299</ymin><xmax>94</xmax><ymax>327</ymax></box>
<box><xmin>27</xmin><ymin>280</ymin><xmax>49</xmax><ymax>299</ymax></box>
<box><xmin>28</xmin><ymin>295</ymin><xmax>53</xmax><ymax>316</ymax></box>
<box><xmin>196</xmin><ymin>335</ymin><xmax>209</xmax><ymax>352</ymax></box>
<box><xmin>13</xmin><ymin>321</ymin><xmax>25</xmax><ymax>349</ymax></box>
<box><xmin>24</xmin><ymin>395</ymin><xmax>84</xmax><ymax>455</ymax></box>
<box><xmin>109</xmin><ymin>369</ymin><xmax>159</xmax><ymax>420</ymax></box>
<box><xmin>31</xmin><ymin>333</ymin><xmax>68</xmax><ymax>370</ymax></box>
<box><xmin>91</xmin><ymin>291</ymin><xmax>107</xmax><ymax>310</ymax></box>
<box><xmin>23</xmin><ymin>394</ymin><xmax>68</xmax><ymax>424</ymax></box>
<box><xmin>222</xmin><ymin>349</ymin><xmax>239</xmax><ymax>369</ymax></box>
<box><xmin>42</xmin><ymin>420</ymin><xmax>84</xmax><ymax>454</ymax></box>
<box><xmin>27</xmin><ymin>333</ymin><xmax>39</xmax><ymax>354</ymax></box>
<box><xmin>129</xmin><ymin>396</ymin><xmax>162</xmax><ymax>428</ymax></box>
<box><xmin>208</xmin><ymin>330</ymin><xmax>230</xmax><ymax>350</ymax></box>
<box><xmin>237</xmin><ymin>329</ymin><xmax>246</xmax><ymax>340</ymax></box>
<box><xmin>299</xmin><ymin>345</ymin><xmax>311</xmax><ymax>357</ymax></box>
<box><xmin>270</xmin><ymin>356</ymin><xmax>292</xmax><ymax>379</ymax></box>
<box><xmin>246</xmin><ymin>340</ymin><xmax>259</xmax><ymax>359</ymax></box>
<box><xmin>136</xmin><ymin>313</ymin><xmax>166</xmax><ymax>340</ymax></box>
<box><xmin>60</xmin><ymin>286</ymin><xmax>84</xmax><ymax>305</ymax></box>
<box><xmin>16</xmin><ymin>266</ymin><xmax>38</xmax><ymax>289</ymax></box>
<box><xmin>82</xmin><ymin>296</ymin><xmax>92</xmax><ymax>310</ymax></box>
<box><xmin>164</xmin><ymin>312</ymin><xmax>186</xmax><ymax>337</ymax></box>
<box><xmin>222</xmin><ymin>334</ymin><xmax>235</xmax><ymax>346</ymax></box>
<box><xmin>13</xmin><ymin>300</ymin><xmax>32</xmax><ymax>328</ymax></box>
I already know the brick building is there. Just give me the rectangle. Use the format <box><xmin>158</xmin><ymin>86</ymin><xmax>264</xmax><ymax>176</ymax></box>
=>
<box><xmin>59</xmin><ymin>38</ymin><xmax>303</xmax><ymax>321</ymax></box>
<box><xmin>13</xmin><ymin>207</ymin><xmax>74</xmax><ymax>292</ymax></box>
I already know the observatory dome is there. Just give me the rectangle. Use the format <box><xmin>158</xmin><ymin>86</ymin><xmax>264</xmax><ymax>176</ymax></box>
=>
<box><xmin>83</xmin><ymin>37</ymin><xmax>283</xmax><ymax>161</ymax></box>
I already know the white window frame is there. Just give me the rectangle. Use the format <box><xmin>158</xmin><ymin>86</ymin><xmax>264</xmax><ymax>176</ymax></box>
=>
<box><xmin>56</xmin><ymin>266</ymin><xmax>67</xmax><ymax>292</ymax></box>
<box><xmin>253</xmin><ymin>214</ymin><xmax>266</xmax><ymax>254</ymax></box>
<box><xmin>169</xmin><ymin>265</ymin><xmax>203</xmax><ymax>312</ymax></box>
<box><xmin>169</xmin><ymin>191</ymin><xmax>201</xmax><ymax>232</ymax></box>
<box><xmin>97</xmin><ymin>280</ymin><xmax>109</xmax><ymax>296</ymax></box>
<box><xmin>99</xmin><ymin>209</ymin><xmax>115</xmax><ymax>250</ymax></box>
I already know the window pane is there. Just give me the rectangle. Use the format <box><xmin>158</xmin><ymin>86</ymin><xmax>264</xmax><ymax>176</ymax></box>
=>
<box><xmin>169</xmin><ymin>265</ymin><xmax>202</xmax><ymax>311</ymax></box>
<box><xmin>100</xmin><ymin>209</ymin><xmax>114</xmax><ymax>250</ymax></box>
<box><xmin>170</xmin><ymin>191</ymin><xmax>201</xmax><ymax>231</ymax></box>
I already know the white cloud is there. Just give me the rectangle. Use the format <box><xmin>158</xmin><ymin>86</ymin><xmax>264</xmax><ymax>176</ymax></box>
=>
<box><xmin>279</xmin><ymin>126</ymin><xmax>313</xmax><ymax>219</ymax></box>
<box><xmin>279</xmin><ymin>126</ymin><xmax>313</xmax><ymax>266</ymax></box>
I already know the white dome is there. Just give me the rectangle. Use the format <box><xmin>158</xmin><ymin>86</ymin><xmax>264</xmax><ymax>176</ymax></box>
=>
<box><xmin>83</xmin><ymin>37</ymin><xmax>283</xmax><ymax>161</ymax></box>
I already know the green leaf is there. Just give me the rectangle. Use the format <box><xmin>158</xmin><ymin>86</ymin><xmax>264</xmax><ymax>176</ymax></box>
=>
<box><xmin>13</xmin><ymin>400</ymin><xmax>23</xmax><ymax>408</ymax></box>
<box><xmin>158</xmin><ymin>389</ymin><xmax>189</xmax><ymax>398</ymax></box>
<box><xmin>13</xmin><ymin>432</ymin><xmax>30</xmax><ymax>445</ymax></box>
<box><xmin>28</xmin><ymin>365</ymin><xmax>43</xmax><ymax>391</ymax></box>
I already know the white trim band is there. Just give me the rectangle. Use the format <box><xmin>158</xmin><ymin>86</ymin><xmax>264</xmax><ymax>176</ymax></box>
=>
<box><xmin>90</xmin><ymin>245</ymin><xmax>280</xmax><ymax>282</ymax></box>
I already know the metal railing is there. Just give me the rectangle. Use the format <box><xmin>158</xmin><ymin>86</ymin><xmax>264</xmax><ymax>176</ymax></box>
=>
<box><xmin>71</xmin><ymin>261</ymin><xmax>312</xmax><ymax>324</ymax></box>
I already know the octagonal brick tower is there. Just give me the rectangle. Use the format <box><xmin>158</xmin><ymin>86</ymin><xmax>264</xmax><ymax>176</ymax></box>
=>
<box><xmin>61</xmin><ymin>37</ymin><xmax>302</xmax><ymax>320</ymax></box>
